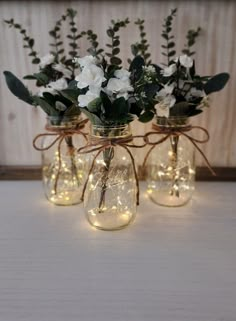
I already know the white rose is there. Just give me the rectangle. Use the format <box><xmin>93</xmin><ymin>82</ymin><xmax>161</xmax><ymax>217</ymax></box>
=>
<box><xmin>179</xmin><ymin>55</ymin><xmax>193</xmax><ymax>68</ymax></box>
<box><xmin>161</xmin><ymin>64</ymin><xmax>177</xmax><ymax>77</ymax></box>
<box><xmin>39</xmin><ymin>53</ymin><xmax>55</xmax><ymax>68</ymax></box>
<box><xmin>53</xmin><ymin>63</ymin><xmax>72</xmax><ymax>78</ymax></box>
<box><xmin>76</xmin><ymin>55</ymin><xmax>97</xmax><ymax>68</ymax></box>
<box><xmin>76</xmin><ymin>64</ymin><xmax>106</xmax><ymax>89</ymax></box>
<box><xmin>78</xmin><ymin>87</ymin><xmax>100</xmax><ymax>108</ymax></box>
<box><xmin>114</xmin><ymin>69</ymin><xmax>131</xmax><ymax>80</ymax></box>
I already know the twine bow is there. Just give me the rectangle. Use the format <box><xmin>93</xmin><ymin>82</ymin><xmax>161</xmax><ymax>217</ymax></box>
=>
<box><xmin>33</xmin><ymin>118</ymin><xmax>88</xmax><ymax>193</ymax></box>
<box><xmin>143</xmin><ymin>123</ymin><xmax>216</xmax><ymax>176</ymax></box>
<box><xmin>78</xmin><ymin>135</ymin><xmax>146</xmax><ymax>206</ymax></box>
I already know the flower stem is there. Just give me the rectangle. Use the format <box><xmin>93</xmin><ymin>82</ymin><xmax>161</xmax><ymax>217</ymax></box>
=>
<box><xmin>169</xmin><ymin>135</ymin><xmax>180</xmax><ymax>197</ymax></box>
<box><xmin>98</xmin><ymin>147</ymin><xmax>114</xmax><ymax>212</ymax></box>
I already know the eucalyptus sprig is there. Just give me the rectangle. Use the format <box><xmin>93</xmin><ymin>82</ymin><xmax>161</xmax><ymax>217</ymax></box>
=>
<box><xmin>105</xmin><ymin>18</ymin><xmax>130</xmax><ymax>66</ymax></box>
<box><xmin>161</xmin><ymin>8</ymin><xmax>177</xmax><ymax>65</ymax></box>
<box><xmin>131</xmin><ymin>19</ymin><xmax>151</xmax><ymax>64</ymax></box>
<box><xmin>86</xmin><ymin>29</ymin><xmax>104</xmax><ymax>59</ymax></box>
<box><xmin>4</xmin><ymin>19</ymin><xmax>40</xmax><ymax>64</ymax></box>
<box><xmin>67</xmin><ymin>9</ymin><xmax>81</xmax><ymax>60</ymax></box>
<box><xmin>182</xmin><ymin>27</ymin><xmax>201</xmax><ymax>56</ymax></box>
<box><xmin>49</xmin><ymin>12</ymin><xmax>68</xmax><ymax>60</ymax></box>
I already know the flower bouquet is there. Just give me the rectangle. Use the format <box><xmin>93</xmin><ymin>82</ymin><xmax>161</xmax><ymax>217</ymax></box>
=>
<box><xmin>63</xmin><ymin>18</ymin><xmax>147</xmax><ymax>229</ymax></box>
<box><xmin>130</xmin><ymin>9</ymin><xmax>230</xmax><ymax>206</ymax></box>
<box><xmin>3</xmin><ymin>9</ymin><xmax>90</xmax><ymax>205</ymax></box>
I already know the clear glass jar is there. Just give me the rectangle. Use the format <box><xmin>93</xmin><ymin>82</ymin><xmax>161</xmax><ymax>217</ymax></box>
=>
<box><xmin>83</xmin><ymin>124</ymin><xmax>137</xmax><ymax>230</ymax></box>
<box><xmin>41</xmin><ymin>115</ymin><xmax>86</xmax><ymax>206</ymax></box>
<box><xmin>145</xmin><ymin>117</ymin><xmax>195</xmax><ymax>207</ymax></box>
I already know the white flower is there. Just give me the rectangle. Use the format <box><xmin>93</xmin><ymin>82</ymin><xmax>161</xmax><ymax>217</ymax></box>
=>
<box><xmin>186</xmin><ymin>87</ymin><xmax>205</xmax><ymax>100</ymax></box>
<box><xmin>161</xmin><ymin>64</ymin><xmax>177</xmax><ymax>77</ymax></box>
<box><xmin>76</xmin><ymin>55</ymin><xmax>97</xmax><ymax>68</ymax></box>
<box><xmin>106</xmin><ymin>77</ymin><xmax>133</xmax><ymax>93</ymax></box>
<box><xmin>39</xmin><ymin>53</ymin><xmax>55</xmax><ymax>68</ymax></box>
<box><xmin>179</xmin><ymin>55</ymin><xmax>193</xmax><ymax>68</ymax></box>
<box><xmin>75</xmin><ymin>64</ymin><xmax>106</xmax><ymax>89</ymax></box>
<box><xmin>37</xmin><ymin>78</ymin><xmax>68</xmax><ymax>97</ymax></box>
<box><xmin>53</xmin><ymin>63</ymin><xmax>72</xmax><ymax>78</ymax></box>
<box><xmin>144</xmin><ymin>65</ymin><xmax>156</xmax><ymax>74</ymax></box>
<box><xmin>114</xmin><ymin>69</ymin><xmax>130</xmax><ymax>80</ymax></box>
<box><xmin>78</xmin><ymin>87</ymin><xmax>100</xmax><ymax>108</ymax></box>
<box><xmin>48</xmin><ymin>78</ymin><xmax>68</xmax><ymax>91</ymax></box>
<box><xmin>117</xmin><ymin>92</ymin><xmax>129</xmax><ymax>100</ymax></box>
<box><xmin>156</xmin><ymin>83</ymin><xmax>175</xmax><ymax>97</ymax></box>
<box><xmin>155</xmin><ymin>95</ymin><xmax>176</xmax><ymax>118</ymax></box>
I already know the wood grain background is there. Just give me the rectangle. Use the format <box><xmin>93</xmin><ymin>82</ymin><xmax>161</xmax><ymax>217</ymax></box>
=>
<box><xmin>0</xmin><ymin>0</ymin><xmax>235</xmax><ymax>167</ymax></box>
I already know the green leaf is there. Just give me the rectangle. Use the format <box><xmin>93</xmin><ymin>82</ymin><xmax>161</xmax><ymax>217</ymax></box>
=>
<box><xmin>29</xmin><ymin>39</ymin><xmax>34</xmax><ymax>47</ymax></box>
<box><xmin>113</xmin><ymin>39</ymin><xmax>120</xmax><ymax>46</ymax></box>
<box><xmin>100</xmin><ymin>91</ymin><xmax>112</xmax><ymax>110</ymax></box>
<box><xmin>60</xmin><ymin>89</ymin><xmax>78</xmax><ymax>104</ymax></box>
<box><xmin>204</xmin><ymin>73</ymin><xmax>230</xmax><ymax>95</ymax></box>
<box><xmin>167</xmin><ymin>41</ymin><xmax>175</xmax><ymax>49</ymax></box>
<box><xmin>138</xmin><ymin>110</ymin><xmax>154</xmax><ymax>123</ymax></box>
<box><xmin>131</xmin><ymin>44</ymin><xmax>139</xmax><ymax>56</ymax></box>
<box><xmin>110</xmin><ymin>56</ymin><xmax>122</xmax><ymax>65</ymax></box>
<box><xmin>87</xmin><ymin>97</ymin><xmax>102</xmax><ymax>113</ymax></box>
<box><xmin>79</xmin><ymin>108</ymin><xmax>103</xmax><ymax>125</ymax></box>
<box><xmin>112</xmin><ymin>97</ymin><xmax>129</xmax><ymax>118</ymax></box>
<box><xmin>112</xmin><ymin>48</ymin><xmax>120</xmax><ymax>55</ymax></box>
<box><xmin>64</xmin><ymin>104</ymin><xmax>81</xmax><ymax>117</ymax></box>
<box><xmin>168</xmin><ymin>50</ymin><xmax>176</xmax><ymax>57</ymax></box>
<box><xmin>33</xmin><ymin>72</ymin><xmax>49</xmax><ymax>85</ymax></box>
<box><xmin>33</xmin><ymin>96</ymin><xmax>56</xmax><ymax>115</ymax></box>
<box><xmin>3</xmin><ymin>71</ymin><xmax>33</xmax><ymax>105</ymax></box>
<box><xmin>170</xmin><ymin>102</ymin><xmax>189</xmax><ymax>116</ymax></box>
<box><xmin>32</xmin><ymin>58</ymin><xmax>40</xmax><ymax>64</ymax></box>
<box><xmin>107</xmin><ymin>29</ymin><xmax>114</xmax><ymax>37</ymax></box>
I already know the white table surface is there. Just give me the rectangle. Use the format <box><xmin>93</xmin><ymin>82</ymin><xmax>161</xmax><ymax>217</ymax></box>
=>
<box><xmin>0</xmin><ymin>181</ymin><xmax>236</xmax><ymax>321</ymax></box>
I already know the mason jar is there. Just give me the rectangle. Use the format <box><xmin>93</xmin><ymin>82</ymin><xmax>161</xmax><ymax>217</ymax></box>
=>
<box><xmin>83</xmin><ymin>124</ymin><xmax>137</xmax><ymax>230</ymax></box>
<box><xmin>145</xmin><ymin>117</ymin><xmax>195</xmax><ymax>207</ymax></box>
<box><xmin>41</xmin><ymin>115</ymin><xmax>86</xmax><ymax>206</ymax></box>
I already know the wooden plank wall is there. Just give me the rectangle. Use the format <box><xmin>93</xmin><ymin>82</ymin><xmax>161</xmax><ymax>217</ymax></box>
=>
<box><xmin>0</xmin><ymin>0</ymin><xmax>235</xmax><ymax>167</ymax></box>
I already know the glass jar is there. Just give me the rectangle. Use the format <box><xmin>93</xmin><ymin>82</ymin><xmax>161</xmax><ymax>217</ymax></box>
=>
<box><xmin>83</xmin><ymin>124</ymin><xmax>137</xmax><ymax>230</ymax></box>
<box><xmin>41</xmin><ymin>115</ymin><xmax>86</xmax><ymax>206</ymax></box>
<box><xmin>145</xmin><ymin>117</ymin><xmax>195</xmax><ymax>207</ymax></box>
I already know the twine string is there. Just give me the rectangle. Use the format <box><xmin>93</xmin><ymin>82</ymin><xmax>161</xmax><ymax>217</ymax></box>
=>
<box><xmin>33</xmin><ymin>119</ymin><xmax>88</xmax><ymax>194</ymax></box>
<box><xmin>78</xmin><ymin>134</ymin><xmax>143</xmax><ymax>206</ymax></box>
<box><xmin>143</xmin><ymin>123</ymin><xmax>216</xmax><ymax>176</ymax></box>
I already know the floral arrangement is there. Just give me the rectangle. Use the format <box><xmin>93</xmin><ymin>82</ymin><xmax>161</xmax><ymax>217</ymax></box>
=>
<box><xmin>63</xmin><ymin>18</ymin><xmax>143</xmax><ymax>126</ymax></box>
<box><xmin>129</xmin><ymin>9</ymin><xmax>229</xmax><ymax>123</ymax></box>
<box><xmin>3</xmin><ymin>9</ymin><xmax>104</xmax><ymax>124</ymax></box>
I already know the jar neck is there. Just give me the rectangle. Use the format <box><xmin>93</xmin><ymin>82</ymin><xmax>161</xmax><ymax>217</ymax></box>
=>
<box><xmin>156</xmin><ymin>116</ymin><xmax>189</xmax><ymax>128</ymax></box>
<box><xmin>46</xmin><ymin>115</ymin><xmax>82</xmax><ymax>129</ymax></box>
<box><xmin>90</xmin><ymin>124</ymin><xmax>131</xmax><ymax>139</ymax></box>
